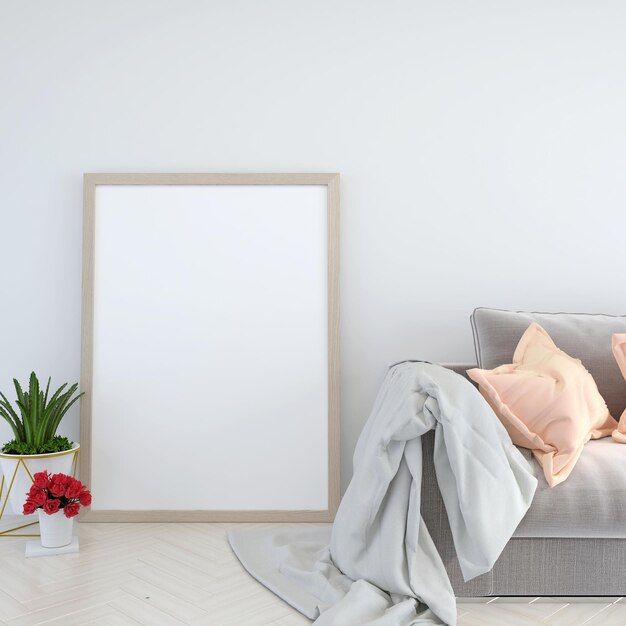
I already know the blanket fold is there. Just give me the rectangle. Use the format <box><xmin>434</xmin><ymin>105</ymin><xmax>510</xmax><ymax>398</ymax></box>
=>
<box><xmin>229</xmin><ymin>362</ymin><xmax>537</xmax><ymax>625</ymax></box>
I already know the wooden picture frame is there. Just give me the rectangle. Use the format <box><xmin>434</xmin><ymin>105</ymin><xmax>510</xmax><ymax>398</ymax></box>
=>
<box><xmin>80</xmin><ymin>173</ymin><xmax>340</xmax><ymax>522</ymax></box>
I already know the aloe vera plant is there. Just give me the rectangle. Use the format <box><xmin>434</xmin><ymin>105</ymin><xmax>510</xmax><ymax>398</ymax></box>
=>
<box><xmin>0</xmin><ymin>373</ymin><xmax>83</xmax><ymax>455</ymax></box>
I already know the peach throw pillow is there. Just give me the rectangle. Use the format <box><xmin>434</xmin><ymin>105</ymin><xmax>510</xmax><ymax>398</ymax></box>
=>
<box><xmin>611</xmin><ymin>333</ymin><xmax>626</xmax><ymax>443</ymax></box>
<box><xmin>467</xmin><ymin>323</ymin><xmax>616</xmax><ymax>487</ymax></box>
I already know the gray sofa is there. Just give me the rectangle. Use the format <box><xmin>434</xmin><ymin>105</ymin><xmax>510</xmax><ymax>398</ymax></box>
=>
<box><xmin>422</xmin><ymin>308</ymin><xmax>626</xmax><ymax>596</ymax></box>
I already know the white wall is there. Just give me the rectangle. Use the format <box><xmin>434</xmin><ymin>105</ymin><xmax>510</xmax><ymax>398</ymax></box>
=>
<box><xmin>2</xmin><ymin>1</ymin><xmax>626</xmax><ymax>491</ymax></box>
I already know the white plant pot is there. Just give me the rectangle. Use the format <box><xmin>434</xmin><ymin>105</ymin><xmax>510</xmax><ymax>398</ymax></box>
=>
<box><xmin>38</xmin><ymin>509</ymin><xmax>74</xmax><ymax>548</ymax></box>
<box><xmin>0</xmin><ymin>445</ymin><xmax>80</xmax><ymax>515</ymax></box>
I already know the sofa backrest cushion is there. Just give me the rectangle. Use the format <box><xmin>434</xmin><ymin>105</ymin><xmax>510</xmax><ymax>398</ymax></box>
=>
<box><xmin>471</xmin><ymin>308</ymin><xmax>626</xmax><ymax>418</ymax></box>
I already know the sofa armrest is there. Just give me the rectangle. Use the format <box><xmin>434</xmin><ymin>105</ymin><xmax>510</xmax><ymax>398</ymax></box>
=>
<box><xmin>438</xmin><ymin>363</ymin><xmax>476</xmax><ymax>380</ymax></box>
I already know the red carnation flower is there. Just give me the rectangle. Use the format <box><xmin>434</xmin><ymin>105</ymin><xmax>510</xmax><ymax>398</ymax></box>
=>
<box><xmin>31</xmin><ymin>490</ymin><xmax>47</xmax><ymax>507</ymax></box>
<box><xmin>78</xmin><ymin>490</ymin><xmax>92</xmax><ymax>507</ymax></box>
<box><xmin>32</xmin><ymin>471</ymin><xmax>49</xmax><ymax>490</ymax></box>
<box><xmin>42</xmin><ymin>499</ymin><xmax>61</xmax><ymax>515</ymax></box>
<box><xmin>48</xmin><ymin>477</ymin><xmax>66</xmax><ymax>498</ymax></box>
<box><xmin>65</xmin><ymin>479</ymin><xmax>82</xmax><ymax>500</ymax></box>
<box><xmin>23</xmin><ymin>500</ymin><xmax>37</xmax><ymax>515</ymax></box>
<box><xmin>63</xmin><ymin>502</ymin><xmax>80</xmax><ymax>518</ymax></box>
<box><xmin>27</xmin><ymin>484</ymin><xmax>42</xmax><ymax>497</ymax></box>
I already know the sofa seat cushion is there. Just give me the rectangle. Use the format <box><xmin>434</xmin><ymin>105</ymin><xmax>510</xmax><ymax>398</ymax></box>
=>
<box><xmin>514</xmin><ymin>438</ymin><xmax>626</xmax><ymax>538</ymax></box>
<box><xmin>471</xmin><ymin>308</ymin><xmax>626</xmax><ymax>418</ymax></box>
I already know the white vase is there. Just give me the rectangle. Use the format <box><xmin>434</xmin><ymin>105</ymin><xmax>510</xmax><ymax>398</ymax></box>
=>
<box><xmin>0</xmin><ymin>445</ymin><xmax>80</xmax><ymax>515</ymax></box>
<box><xmin>37</xmin><ymin>509</ymin><xmax>73</xmax><ymax>548</ymax></box>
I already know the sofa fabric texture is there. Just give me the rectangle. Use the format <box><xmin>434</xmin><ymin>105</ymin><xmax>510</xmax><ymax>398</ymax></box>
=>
<box><xmin>470</xmin><ymin>308</ymin><xmax>626</xmax><ymax>419</ymax></box>
<box><xmin>514</xmin><ymin>438</ymin><xmax>626</xmax><ymax>538</ymax></box>
<box><xmin>489</xmin><ymin>536</ymin><xmax>626</xmax><ymax>596</ymax></box>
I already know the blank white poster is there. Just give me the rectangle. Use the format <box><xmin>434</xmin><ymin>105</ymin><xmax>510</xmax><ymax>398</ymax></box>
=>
<box><xmin>90</xmin><ymin>184</ymin><xmax>329</xmax><ymax>511</ymax></box>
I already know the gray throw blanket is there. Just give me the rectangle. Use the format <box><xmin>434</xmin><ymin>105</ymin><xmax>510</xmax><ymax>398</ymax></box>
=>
<box><xmin>229</xmin><ymin>362</ymin><xmax>537</xmax><ymax>625</ymax></box>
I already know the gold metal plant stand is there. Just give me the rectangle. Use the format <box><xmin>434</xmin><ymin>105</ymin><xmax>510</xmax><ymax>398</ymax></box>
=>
<box><xmin>0</xmin><ymin>448</ymin><xmax>79</xmax><ymax>537</ymax></box>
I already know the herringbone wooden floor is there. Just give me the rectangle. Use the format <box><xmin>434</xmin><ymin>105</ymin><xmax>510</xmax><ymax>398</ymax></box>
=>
<box><xmin>0</xmin><ymin>520</ymin><xmax>621</xmax><ymax>625</ymax></box>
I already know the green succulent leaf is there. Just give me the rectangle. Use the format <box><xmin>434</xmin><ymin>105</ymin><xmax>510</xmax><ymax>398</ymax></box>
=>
<box><xmin>43</xmin><ymin>377</ymin><xmax>51</xmax><ymax>406</ymax></box>
<box><xmin>0</xmin><ymin>373</ymin><xmax>82</xmax><ymax>453</ymax></box>
<box><xmin>0</xmin><ymin>392</ymin><xmax>25</xmax><ymax>439</ymax></box>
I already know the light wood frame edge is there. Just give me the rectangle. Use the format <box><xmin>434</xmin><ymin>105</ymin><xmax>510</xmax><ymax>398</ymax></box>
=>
<box><xmin>79</xmin><ymin>509</ymin><xmax>335</xmax><ymax>523</ymax></box>
<box><xmin>79</xmin><ymin>173</ymin><xmax>340</xmax><ymax>523</ymax></box>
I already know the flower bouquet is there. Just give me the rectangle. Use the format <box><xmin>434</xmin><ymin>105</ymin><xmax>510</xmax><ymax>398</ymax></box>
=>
<box><xmin>23</xmin><ymin>472</ymin><xmax>91</xmax><ymax>547</ymax></box>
